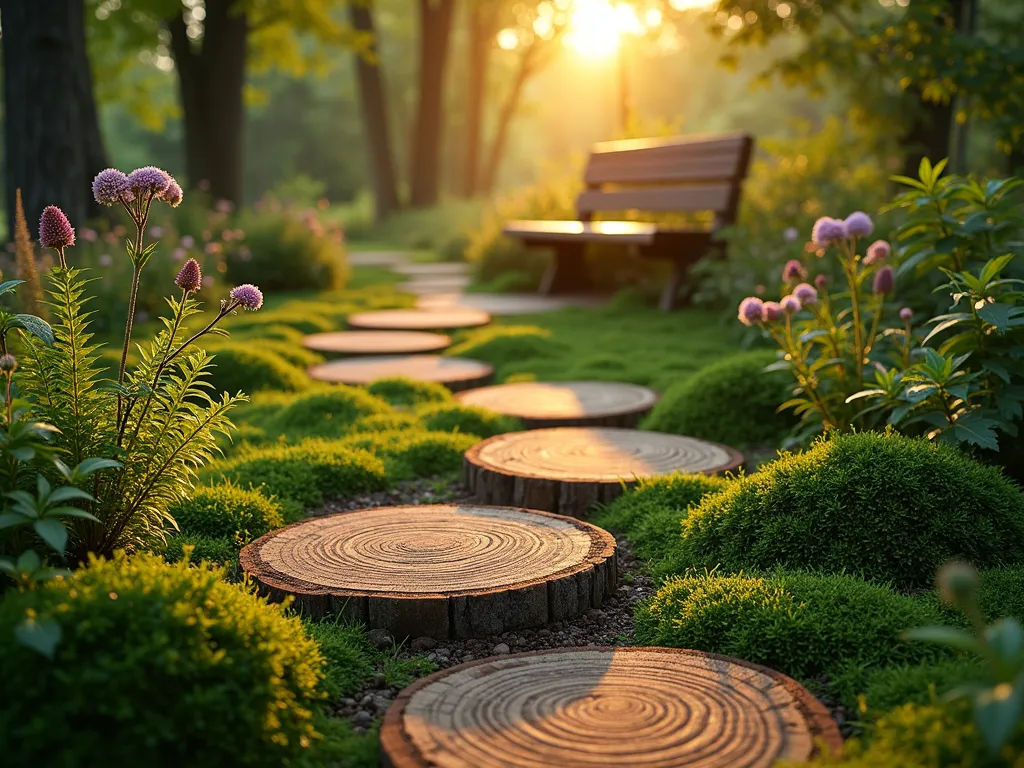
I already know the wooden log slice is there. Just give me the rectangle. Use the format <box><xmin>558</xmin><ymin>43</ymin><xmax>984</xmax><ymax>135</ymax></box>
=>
<box><xmin>380</xmin><ymin>647</ymin><xmax>841</xmax><ymax>768</ymax></box>
<box><xmin>347</xmin><ymin>308</ymin><xmax>491</xmax><ymax>332</ymax></box>
<box><xmin>456</xmin><ymin>381</ymin><xmax>659</xmax><ymax>429</ymax></box>
<box><xmin>394</xmin><ymin>262</ymin><xmax>470</xmax><ymax>277</ymax></box>
<box><xmin>239</xmin><ymin>504</ymin><xmax>617</xmax><ymax>640</ymax></box>
<box><xmin>398</xmin><ymin>276</ymin><xmax>471</xmax><ymax>295</ymax></box>
<box><xmin>308</xmin><ymin>355</ymin><xmax>493</xmax><ymax>392</ymax></box>
<box><xmin>465</xmin><ymin>427</ymin><xmax>743</xmax><ymax>517</ymax></box>
<box><xmin>303</xmin><ymin>331</ymin><xmax>452</xmax><ymax>357</ymax></box>
<box><xmin>417</xmin><ymin>293</ymin><xmax>601</xmax><ymax>315</ymax></box>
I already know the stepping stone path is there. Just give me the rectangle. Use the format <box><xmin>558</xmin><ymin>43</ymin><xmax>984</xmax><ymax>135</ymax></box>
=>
<box><xmin>465</xmin><ymin>427</ymin><xmax>743</xmax><ymax>517</ymax></box>
<box><xmin>456</xmin><ymin>381</ymin><xmax>659</xmax><ymax>429</ymax></box>
<box><xmin>303</xmin><ymin>330</ymin><xmax>452</xmax><ymax>357</ymax></box>
<box><xmin>398</xmin><ymin>276</ymin><xmax>471</xmax><ymax>295</ymax></box>
<box><xmin>309</xmin><ymin>355</ymin><xmax>493</xmax><ymax>392</ymax></box>
<box><xmin>393</xmin><ymin>262</ymin><xmax>469</xmax><ymax>277</ymax></box>
<box><xmin>380</xmin><ymin>647</ymin><xmax>841</xmax><ymax>768</ymax></box>
<box><xmin>347</xmin><ymin>308</ymin><xmax>492</xmax><ymax>332</ymax></box>
<box><xmin>240</xmin><ymin>504</ymin><xmax>616</xmax><ymax>640</ymax></box>
<box><xmin>349</xmin><ymin>251</ymin><xmax>411</xmax><ymax>267</ymax></box>
<box><xmin>417</xmin><ymin>292</ymin><xmax>602</xmax><ymax>315</ymax></box>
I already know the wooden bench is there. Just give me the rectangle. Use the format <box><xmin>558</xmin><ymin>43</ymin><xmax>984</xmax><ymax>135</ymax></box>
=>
<box><xmin>504</xmin><ymin>133</ymin><xmax>754</xmax><ymax>311</ymax></box>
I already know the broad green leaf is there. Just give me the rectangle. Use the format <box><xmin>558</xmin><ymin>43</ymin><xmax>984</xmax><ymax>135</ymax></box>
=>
<box><xmin>0</xmin><ymin>512</ymin><xmax>27</xmax><ymax>529</ymax></box>
<box><xmin>46</xmin><ymin>486</ymin><xmax>94</xmax><ymax>505</ymax></box>
<box><xmin>985</xmin><ymin>618</ymin><xmax>1024</xmax><ymax>660</ymax></box>
<box><xmin>33</xmin><ymin>518</ymin><xmax>67</xmax><ymax>554</ymax></box>
<box><xmin>11</xmin><ymin>314</ymin><xmax>54</xmax><ymax>346</ymax></box>
<box><xmin>0</xmin><ymin>279</ymin><xmax>25</xmax><ymax>297</ymax></box>
<box><xmin>73</xmin><ymin>457</ymin><xmax>122</xmax><ymax>476</ymax></box>
<box><xmin>15</xmin><ymin>616</ymin><xmax>61</xmax><ymax>659</ymax></box>
<box><xmin>975</xmin><ymin>685</ymin><xmax>1024</xmax><ymax>754</ymax></box>
<box><xmin>15</xmin><ymin>549</ymin><xmax>40</xmax><ymax>571</ymax></box>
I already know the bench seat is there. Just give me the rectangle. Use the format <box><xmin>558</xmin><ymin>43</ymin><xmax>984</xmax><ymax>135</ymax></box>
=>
<box><xmin>504</xmin><ymin>220</ymin><xmax>713</xmax><ymax>249</ymax></box>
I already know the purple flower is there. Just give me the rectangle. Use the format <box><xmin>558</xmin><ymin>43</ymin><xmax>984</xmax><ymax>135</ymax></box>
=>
<box><xmin>900</xmin><ymin>307</ymin><xmax>913</xmax><ymax>322</ymax></box>
<box><xmin>780</xmin><ymin>294</ymin><xmax>802</xmax><ymax>315</ymax></box>
<box><xmin>873</xmin><ymin>265</ymin><xmax>895</xmax><ymax>295</ymax></box>
<box><xmin>793</xmin><ymin>282</ymin><xmax>818</xmax><ymax>306</ymax></box>
<box><xmin>783</xmin><ymin>227</ymin><xmax>799</xmax><ymax>243</ymax></box>
<box><xmin>159</xmin><ymin>178</ymin><xmax>183</xmax><ymax>208</ymax></box>
<box><xmin>863</xmin><ymin>240</ymin><xmax>891</xmax><ymax>266</ymax></box>
<box><xmin>127</xmin><ymin>166</ymin><xmax>171</xmax><ymax>197</ymax></box>
<box><xmin>737</xmin><ymin>297</ymin><xmax>765</xmax><ymax>326</ymax></box>
<box><xmin>811</xmin><ymin>217</ymin><xmax>847</xmax><ymax>248</ymax></box>
<box><xmin>92</xmin><ymin>168</ymin><xmax>133</xmax><ymax>206</ymax></box>
<box><xmin>175</xmin><ymin>258</ymin><xmax>203</xmax><ymax>293</ymax></box>
<box><xmin>230</xmin><ymin>284</ymin><xmax>264</xmax><ymax>311</ymax></box>
<box><xmin>761</xmin><ymin>301</ymin><xmax>782</xmax><ymax>323</ymax></box>
<box><xmin>39</xmin><ymin>206</ymin><xmax>75</xmax><ymax>249</ymax></box>
<box><xmin>782</xmin><ymin>259</ymin><xmax>807</xmax><ymax>284</ymax></box>
<box><xmin>844</xmin><ymin>211</ymin><xmax>874</xmax><ymax>238</ymax></box>
<box><xmin>814</xmin><ymin>274</ymin><xmax>830</xmax><ymax>290</ymax></box>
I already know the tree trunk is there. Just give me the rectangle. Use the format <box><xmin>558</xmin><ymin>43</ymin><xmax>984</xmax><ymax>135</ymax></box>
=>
<box><xmin>462</xmin><ymin>2</ymin><xmax>498</xmax><ymax>197</ymax></box>
<box><xmin>1</xmin><ymin>0</ymin><xmax>108</xmax><ymax>234</ymax></box>
<box><xmin>410</xmin><ymin>0</ymin><xmax>456</xmax><ymax>208</ymax></box>
<box><xmin>349</xmin><ymin>0</ymin><xmax>401</xmax><ymax>221</ymax></box>
<box><xmin>480</xmin><ymin>40</ymin><xmax>539</xmax><ymax>195</ymax></box>
<box><xmin>166</xmin><ymin>0</ymin><xmax>247</xmax><ymax>204</ymax></box>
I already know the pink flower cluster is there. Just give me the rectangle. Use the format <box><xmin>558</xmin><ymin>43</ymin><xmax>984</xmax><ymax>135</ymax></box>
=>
<box><xmin>738</xmin><ymin>282</ymin><xmax>819</xmax><ymax>326</ymax></box>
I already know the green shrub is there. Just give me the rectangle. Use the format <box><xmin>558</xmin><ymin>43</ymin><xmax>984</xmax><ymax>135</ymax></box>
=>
<box><xmin>159</xmin><ymin>532</ymin><xmax>239</xmax><ymax>565</ymax></box>
<box><xmin>417</xmin><ymin>402</ymin><xmax>521</xmax><ymax>437</ymax></box>
<box><xmin>205</xmin><ymin>345</ymin><xmax>311</xmax><ymax>394</ymax></box>
<box><xmin>168</xmin><ymin>483</ymin><xmax>284</xmax><ymax>543</ymax></box>
<box><xmin>0</xmin><ymin>553</ymin><xmax>324</xmax><ymax>767</ymax></box>
<box><xmin>304</xmin><ymin>621</ymin><xmax>377</xmax><ymax>699</ymax></box>
<box><xmin>231</xmin><ymin>323</ymin><xmax>306</xmax><ymax>345</ymax></box>
<box><xmin>225</xmin><ymin>310</ymin><xmax>335</xmax><ymax>337</ymax></box>
<box><xmin>635</xmin><ymin>570</ymin><xmax>948</xmax><ymax>682</ymax></box>
<box><xmin>642</xmin><ymin>350</ymin><xmax>795</xmax><ymax>449</ymax></box>
<box><xmin>366</xmin><ymin>377</ymin><xmax>452</xmax><ymax>407</ymax></box>
<box><xmin>445</xmin><ymin>325</ymin><xmax>567</xmax><ymax>380</ymax></box>
<box><xmin>349</xmin><ymin>412</ymin><xmax>424</xmax><ymax>433</ymax></box>
<box><xmin>339</xmin><ymin>431</ymin><xmax>478</xmax><ymax>480</ymax></box>
<box><xmin>838</xmin><ymin>658</ymin><xmax>985</xmax><ymax>716</ymax></box>
<box><xmin>679</xmin><ymin>431</ymin><xmax>1024</xmax><ymax>588</ymax></box>
<box><xmin>270</xmin><ymin>386</ymin><xmax>393</xmax><ymax>438</ymax></box>
<box><xmin>226</xmin><ymin>208</ymin><xmax>348</xmax><ymax>292</ymax></box>
<box><xmin>207</xmin><ymin>443</ymin><xmax>389</xmax><ymax>508</ymax></box>
<box><xmin>977</xmin><ymin>566</ymin><xmax>1024</xmax><ymax>623</ymax></box>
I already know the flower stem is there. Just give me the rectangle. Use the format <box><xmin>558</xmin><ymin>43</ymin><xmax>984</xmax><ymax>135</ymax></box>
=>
<box><xmin>162</xmin><ymin>300</ymin><xmax>241</xmax><ymax>370</ymax></box>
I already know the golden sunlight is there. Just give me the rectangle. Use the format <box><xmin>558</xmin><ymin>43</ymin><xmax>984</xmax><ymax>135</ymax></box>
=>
<box><xmin>564</xmin><ymin>0</ymin><xmax>638</xmax><ymax>59</ymax></box>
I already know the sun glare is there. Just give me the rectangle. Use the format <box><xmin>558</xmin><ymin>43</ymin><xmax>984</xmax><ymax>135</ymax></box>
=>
<box><xmin>565</xmin><ymin>0</ymin><xmax>626</xmax><ymax>59</ymax></box>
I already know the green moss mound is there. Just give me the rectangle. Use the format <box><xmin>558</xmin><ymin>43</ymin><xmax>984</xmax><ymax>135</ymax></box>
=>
<box><xmin>339</xmin><ymin>431</ymin><xmax>478</xmax><ymax>480</ymax></box>
<box><xmin>416</xmin><ymin>402</ymin><xmax>521</xmax><ymax>437</ymax></box>
<box><xmin>231</xmin><ymin>323</ymin><xmax>306</xmax><ymax>345</ymax></box>
<box><xmin>270</xmin><ymin>386</ymin><xmax>393</xmax><ymax>438</ymax></box>
<box><xmin>636</xmin><ymin>570</ymin><xmax>947</xmax><ymax>682</ymax></box>
<box><xmin>977</xmin><ymin>566</ymin><xmax>1024</xmax><ymax>623</ymax></box>
<box><xmin>349</xmin><ymin>412</ymin><xmax>424</xmax><ymax>433</ymax></box>
<box><xmin>838</xmin><ymin>657</ymin><xmax>985</xmax><ymax>716</ymax></box>
<box><xmin>445</xmin><ymin>325</ymin><xmax>567</xmax><ymax>379</ymax></box>
<box><xmin>160</xmin><ymin>533</ymin><xmax>239</xmax><ymax>565</ymax></box>
<box><xmin>207</xmin><ymin>443</ymin><xmax>389</xmax><ymax>508</ymax></box>
<box><xmin>226</xmin><ymin>310</ymin><xmax>335</xmax><ymax>337</ymax></box>
<box><xmin>0</xmin><ymin>553</ymin><xmax>324</xmax><ymax>767</ymax></box>
<box><xmin>169</xmin><ymin>484</ymin><xmax>284</xmax><ymax>543</ymax></box>
<box><xmin>366</xmin><ymin>377</ymin><xmax>452</xmax><ymax>407</ymax></box>
<box><xmin>205</xmin><ymin>345</ymin><xmax>310</xmax><ymax>394</ymax></box>
<box><xmin>680</xmin><ymin>432</ymin><xmax>1024</xmax><ymax>588</ymax></box>
<box><xmin>641</xmin><ymin>350</ymin><xmax>794</xmax><ymax>449</ymax></box>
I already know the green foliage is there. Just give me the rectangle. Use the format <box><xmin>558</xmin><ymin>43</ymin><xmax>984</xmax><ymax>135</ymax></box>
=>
<box><xmin>206</xmin><ymin>441</ymin><xmax>389</xmax><ymax>509</ymax></box>
<box><xmin>679</xmin><ymin>431</ymin><xmax>1024</xmax><ymax>588</ymax></box>
<box><xmin>978</xmin><ymin>567</ymin><xmax>1024</xmax><ymax>623</ymax></box>
<box><xmin>224</xmin><ymin>310</ymin><xmax>335</xmax><ymax>337</ymax></box>
<box><xmin>348</xmin><ymin>412</ymin><xmax>424</xmax><ymax>433</ymax></box>
<box><xmin>0</xmin><ymin>552</ymin><xmax>324</xmax><ymax>766</ymax></box>
<box><xmin>159</xmin><ymin>532</ymin><xmax>238</xmax><ymax>565</ymax></box>
<box><xmin>209</xmin><ymin>338</ymin><xmax>323</xmax><ymax>369</ymax></box>
<box><xmin>269</xmin><ymin>386</ymin><xmax>393</xmax><ymax>438</ymax></box>
<box><xmin>365</xmin><ymin>377</ymin><xmax>452</xmax><ymax>407</ymax></box>
<box><xmin>636</xmin><ymin>570</ymin><xmax>947</xmax><ymax>682</ymax></box>
<box><xmin>338</xmin><ymin>431</ymin><xmax>478</xmax><ymax>480</ymax></box>
<box><xmin>416</xmin><ymin>402</ymin><xmax>521</xmax><ymax>438</ymax></box>
<box><xmin>204</xmin><ymin>344</ymin><xmax>311</xmax><ymax>394</ymax></box>
<box><xmin>168</xmin><ymin>483</ymin><xmax>284</xmax><ymax>543</ymax></box>
<box><xmin>845</xmin><ymin>657</ymin><xmax>985</xmax><ymax>716</ymax></box>
<box><xmin>642</xmin><ymin>350</ymin><xmax>795</xmax><ymax>448</ymax></box>
<box><xmin>445</xmin><ymin>325</ymin><xmax>567</xmax><ymax>381</ymax></box>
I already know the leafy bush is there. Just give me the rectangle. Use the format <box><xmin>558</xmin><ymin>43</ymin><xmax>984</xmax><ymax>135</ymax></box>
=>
<box><xmin>445</xmin><ymin>325</ymin><xmax>567</xmax><ymax>381</ymax></box>
<box><xmin>635</xmin><ymin>570</ymin><xmax>948</xmax><ymax>681</ymax></box>
<box><xmin>205</xmin><ymin>345</ymin><xmax>311</xmax><ymax>394</ymax></box>
<box><xmin>207</xmin><ymin>443</ymin><xmax>389</xmax><ymax>508</ymax></box>
<box><xmin>641</xmin><ymin>350</ymin><xmax>795</xmax><ymax>448</ymax></box>
<box><xmin>0</xmin><ymin>553</ymin><xmax>324</xmax><ymax>766</ymax></box>
<box><xmin>339</xmin><ymin>431</ymin><xmax>478</xmax><ymax>480</ymax></box>
<box><xmin>168</xmin><ymin>483</ymin><xmax>284</xmax><ymax>543</ymax></box>
<box><xmin>842</xmin><ymin>658</ymin><xmax>984</xmax><ymax>715</ymax></box>
<box><xmin>160</xmin><ymin>533</ymin><xmax>239</xmax><ymax>565</ymax></box>
<box><xmin>348</xmin><ymin>412</ymin><xmax>423</xmax><ymax>433</ymax></box>
<box><xmin>224</xmin><ymin>310</ymin><xmax>335</xmax><ymax>337</ymax></box>
<box><xmin>679</xmin><ymin>431</ymin><xmax>1024</xmax><ymax>587</ymax></box>
<box><xmin>416</xmin><ymin>402</ymin><xmax>521</xmax><ymax>437</ymax></box>
<box><xmin>209</xmin><ymin>339</ymin><xmax>323</xmax><ymax>370</ymax></box>
<box><xmin>366</xmin><ymin>377</ymin><xmax>452</xmax><ymax>407</ymax></box>
<box><xmin>977</xmin><ymin>566</ymin><xmax>1024</xmax><ymax>622</ymax></box>
<box><xmin>269</xmin><ymin>386</ymin><xmax>392</xmax><ymax>438</ymax></box>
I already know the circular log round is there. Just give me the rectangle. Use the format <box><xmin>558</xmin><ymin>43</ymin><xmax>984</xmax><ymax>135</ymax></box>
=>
<box><xmin>239</xmin><ymin>504</ymin><xmax>617</xmax><ymax>640</ymax></box>
<box><xmin>417</xmin><ymin>293</ymin><xmax>600</xmax><ymax>315</ymax></box>
<box><xmin>303</xmin><ymin>331</ymin><xmax>452</xmax><ymax>357</ymax></box>
<box><xmin>398</xmin><ymin>276</ymin><xmax>471</xmax><ymax>295</ymax></box>
<box><xmin>393</xmin><ymin>262</ymin><xmax>470</xmax><ymax>277</ymax></box>
<box><xmin>456</xmin><ymin>381</ymin><xmax>659</xmax><ymax>429</ymax></box>
<box><xmin>308</xmin><ymin>355</ymin><xmax>493</xmax><ymax>392</ymax></box>
<box><xmin>380</xmin><ymin>647</ymin><xmax>842</xmax><ymax>768</ymax></box>
<box><xmin>465</xmin><ymin>427</ymin><xmax>744</xmax><ymax>517</ymax></box>
<box><xmin>347</xmin><ymin>308</ymin><xmax>491</xmax><ymax>332</ymax></box>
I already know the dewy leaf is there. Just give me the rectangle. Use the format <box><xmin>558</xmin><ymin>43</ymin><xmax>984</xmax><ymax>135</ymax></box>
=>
<box><xmin>15</xmin><ymin>616</ymin><xmax>61</xmax><ymax>659</ymax></box>
<box><xmin>11</xmin><ymin>314</ymin><xmax>55</xmax><ymax>346</ymax></box>
<box><xmin>33</xmin><ymin>518</ymin><xmax>67</xmax><ymax>554</ymax></box>
<box><xmin>0</xmin><ymin>279</ymin><xmax>26</xmax><ymax>297</ymax></box>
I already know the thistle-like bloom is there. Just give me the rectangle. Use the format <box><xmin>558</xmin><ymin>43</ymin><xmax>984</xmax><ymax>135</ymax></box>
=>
<box><xmin>175</xmin><ymin>258</ymin><xmax>202</xmax><ymax>293</ymax></box>
<box><xmin>814</xmin><ymin>274</ymin><xmax>830</xmax><ymax>290</ymax></box>
<box><xmin>936</xmin><ymin>561</ymin><xmax>979</xmax><ymax>606</ymax></box>
<box><xmin>873</xmin><ymin>265</ymin><xmax>895</xmax><ymax>295</ymax></box>
<box><xmin>782</xmin><ymin>259</ymin><xmax>807</xmax><ymax>284</ymax></box>
<box><xmin>811</xmin><ymin>217</ymin><xmax>847</xmax><ymax>248</ymax></box>
<box><xmin>780</xmin><ymin>294</ymin><xmax>801</xmax><ymax>315</ymax></box>
<box><xmin>900</xmin><ymin>307</ymin><xmax>913</xmax><ymax>322</ymax></box>
<box><xmin>39</xmin><ymin>206</ymin><xmax>75</xmax><ymax>249</ymax></box>
<box><xmin>92</xmin><ymin>168</ymin><xmax>133</xmax><ymax>205</ymax></box>
<box><xmin>863</xmin><ymin>240</ymin><xmax>891</xmax><ymax>266</ymax></box>
<box><xmin>844</xmin><ymin>211</ymin><xmax>874</xmax><ymax>238</ymax></box>
<box><xmin>783</xmin><ymin>226</ymin><xmax>799</xmax><ymax>243</ymax></box>
<box><xmin>793</xmin><ymin>282</ymin><xmax>818</xmax><ymax>306</ymax></box>
<box><xmin>127</xmin><ymin>166</ymin><xmax>171</xmax><ymax>197</ymax></box>
<box><xmin>737</xmin><ymin>296</ymin><xmax>765</xmax><ymax>326</ymax></box>
<box><xmin>761</xmin><ymin>301</ymin><xmax>782</xmax><ymax>323</ymax></box>
<box><xmin>0</xmin><ymin>354</ymin><xmax>18</xmax><ymax>373</ymax></box>
<box><xmin>230</xmin><ymin>283</ymin><xmax>264</xmax><ymax>311</ymax></box>
<box><xmin>159</xmin><ymin>178</ymin><xmax>184</xmax><ymax>208</ymax></box>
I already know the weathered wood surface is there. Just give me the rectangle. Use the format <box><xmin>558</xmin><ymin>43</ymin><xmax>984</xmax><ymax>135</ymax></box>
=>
<box><xmin>302</xmin><ymin>330</ymin><xmax>452</xmax><ymax>356</ymax></box>
<box><xmin>380</xmin><ymin>647</ymin><xmax>842</xmax><ymax>768</ymax></box>
<box><xmin>456</xmin><ymin>381</ymin><xmax>659</xmax><ymax>429</ymax></box>
<box><xmin>417</xmin><ymin>292</ymin><xmax>603</xmax><ymax>314</ymax></box>
<box><xmin>393</xmin><ymin>262</ymin><xmax>470</xmax><ymax>277</ymax></box>
<box><xmin>465</xmin><ymin>427</ymin><xmax>743</xmax><ymax>517</ymax></box>
<box><xmin>347</xmin><ymin>308</ymin><xmax>491</xmax><ymax>331</ymax></box>
<box><xmin>398</xmin><ymin>276</ymin><xmax>471</xmax><ymax>295</ymax></box>
<box><xmin>308</xmin><ymin>355</ymin><xmax>492</xmax><ymax>392</ymax></box>
<box><xmin>240</xmin><ymin>505</ymin><xmax>616</xmax><ymax>641</ymax></box>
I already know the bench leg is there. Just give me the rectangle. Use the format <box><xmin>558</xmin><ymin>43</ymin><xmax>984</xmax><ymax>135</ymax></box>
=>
<box><xmin>659</xmin><ymin>259</ymin><xmax>688</xmax><ymax>312</ymax></box>
<box><xmin>540</xmin><ymin>243</ymin><xmax>590</xmax><ymax>295</ymax></box>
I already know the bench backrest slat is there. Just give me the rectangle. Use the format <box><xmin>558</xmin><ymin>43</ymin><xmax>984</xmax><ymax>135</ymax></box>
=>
<box><xmin>577</xmin><ymin>133</ymin><xmax>754</xmax><ymax>224</ymax></box>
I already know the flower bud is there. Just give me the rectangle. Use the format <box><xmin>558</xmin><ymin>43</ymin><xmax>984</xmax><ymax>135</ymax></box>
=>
<box><xmin>811</xmin><ymin>217</ymin><xmax>847</xmax><ymax>248</ymax></box>
<box><xmin>814</xmin><ymin>274</ymin><xmax>830</xmax><ymax>290</ymax></box>
<box><xmin>793</xmin><ymin>282</ymin><xmax>818</xmax><ymax>307</ymax></box>
<box><xmin>782</xmin><ymin>259</ymin><xmax>807</xmax><ymax>284</ymax></box>
<box><xmin>936</xmin><ymin>561</ymin><xmax>979</xmax><ymax>606</ymax></box>
<box><xmin>39</xmin><ymin>206</ymin><xmax>75</xmax><ymax>249</ymax></box>
<box><xmin>0</xmin><ymin>354</ymin><xmax>18</xmax><ymax>373</ymax></box>
<box><xmin>899</xmin><ymin>307</ymin><xmax>913</xmax><ymax>323</ymax></box>
<box><xmin>844</xmin><ymin>211</ymin><xmax>874</xmax><ymax>238</ymax></box>
<box><xmin>780</xmin><ymin>294</ymin><xmax>802</xmax><ymax>315</ymax></box>
<box><xmin>761</xmin><ymin>301</ymin><xmax>782</xmax><ymax>323</ymax></box>
<box><xmin>175</xmin><ymin>258</ymin><xmax>202</xmax><ymax>293</ymax></box>
<box><xmin>737</xmin><ymin>297</ymin><xmax>765</xmax><ymax>327</ymax></box>
<box><xmin>873</xmin><ymin>265</ymin><xmax>895</xmax><ymax>295</ymax></box>
<box><xmin>863</xmin><ymin>240</ymin><xmax>891</xmax><ymax>266</ymax></box>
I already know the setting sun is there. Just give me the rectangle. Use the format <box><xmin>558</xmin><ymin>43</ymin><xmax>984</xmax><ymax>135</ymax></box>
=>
<box><xmin>564</xmin><ymin>0</ymin><xmax>639</xmax><ymax>59</ymax></box>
